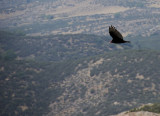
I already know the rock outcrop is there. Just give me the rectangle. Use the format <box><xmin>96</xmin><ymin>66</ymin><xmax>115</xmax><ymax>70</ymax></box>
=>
<box><xmin>111</xmin><ymin>111</ymin><xmax>160</xmax><ymax>116</ymax></box>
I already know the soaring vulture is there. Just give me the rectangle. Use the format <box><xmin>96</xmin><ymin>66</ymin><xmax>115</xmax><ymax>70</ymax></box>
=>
<box><xmin>109</xmin><ymin>25</ymin><xmax>130</xmax><ymax>43</ymax></box>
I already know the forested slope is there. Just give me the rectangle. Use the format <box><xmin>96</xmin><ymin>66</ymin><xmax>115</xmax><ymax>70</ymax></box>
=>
<box><xmin>0</xmin><ymin>32</ymin><xmax>160</xmax><ymax>116</ymax></box>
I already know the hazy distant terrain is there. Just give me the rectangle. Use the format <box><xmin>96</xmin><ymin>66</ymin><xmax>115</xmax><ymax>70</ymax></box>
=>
<box><xmin>0</xmin><ymin>0</ymin><xmax>160</xmax><ymax>116</ymax></box>
<box><xmin>0</xmin><ymin>0</ymin><xmax>160</xmax><ymax>36</ymax></box>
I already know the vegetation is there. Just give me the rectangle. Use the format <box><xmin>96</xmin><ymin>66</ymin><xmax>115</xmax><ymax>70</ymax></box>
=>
<box><xmin>0</xmin><ymin>31</ymin><xmax>132</xmax><ymax>62</ymax></box>
<box><xmin>130</xmin><ymin>103</ymin><xmax>160</xmax><ymax>113</ymax></box>
<box><xmin>0</xmin><ymin>31</ymin><xmax>160</xmax><ymax>116</ymax></box>
<box><xmin>0</xmin><ymin>58</ymin><xmax>86</xmax><ymax>116</ymax></box>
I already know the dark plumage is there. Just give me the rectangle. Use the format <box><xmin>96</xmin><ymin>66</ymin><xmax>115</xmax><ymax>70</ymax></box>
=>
<box><xmin>109</xmin><ymin>25</ymin><xmax>130</xmax><ymax>43</ymax></box>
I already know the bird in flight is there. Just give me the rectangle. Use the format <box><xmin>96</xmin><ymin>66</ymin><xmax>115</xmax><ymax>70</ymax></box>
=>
<box><xmin>109</xmin><ymin>25</ymin><xmax>130</xmax><ymax>43</ymax></box>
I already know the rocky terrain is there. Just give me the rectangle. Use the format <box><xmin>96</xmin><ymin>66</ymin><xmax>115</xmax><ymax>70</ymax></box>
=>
<box><xmin>112</xmin><ymin>111</ymin><xmax>160</xmax><ymax>116</ymax></box>
<box><xmin>113</xmin><ymin>103</ymin><xmax>160</xmax><ymax>116</ymax></box>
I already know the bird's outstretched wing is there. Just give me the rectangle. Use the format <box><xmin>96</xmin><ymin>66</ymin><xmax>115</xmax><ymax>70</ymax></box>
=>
<box><xmin>109</xmin><ymin>25</ymin><xmax>130</xmax><ymax>43</ymax></box>
<box><xmin>109</xmin><ymin>25</ymin><xmax>124</xmax><ymax>41</ymax></box>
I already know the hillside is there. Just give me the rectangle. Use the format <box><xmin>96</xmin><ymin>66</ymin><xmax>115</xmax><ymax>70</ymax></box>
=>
<box><xmin>0</xmin><ymin>31</ymin><xmax>132</xmax><ymax>61</ymax></box>
<box><xmin>47</xmin><ymin>50</ymin><xmax>160</xmax><ymax>116</ymax></box>
<box><xmin>1</xmin><ymin>0</ymin><xmax>160</xmax><ymax>116</ymax></box>
<box><xmin>1</xmin><ymin>49</ymin><xmax>160</xmax><ymax>116</ymax></box>
<box><xmin>0</xmin><ymin>32</ymin><xmax>160</xmax><ymax>116</ymax></box>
